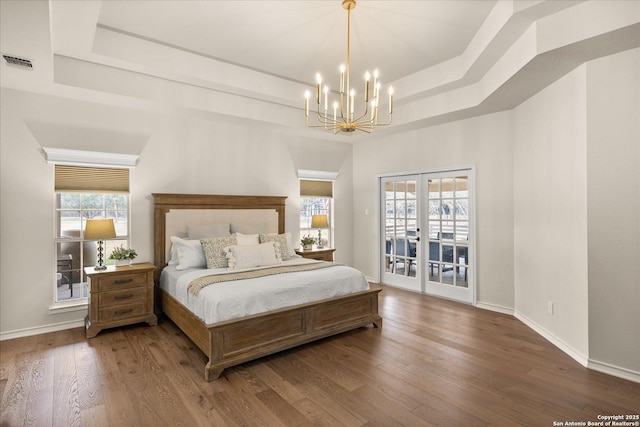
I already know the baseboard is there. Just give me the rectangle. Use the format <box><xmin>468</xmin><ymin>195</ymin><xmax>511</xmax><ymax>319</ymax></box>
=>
<box><xmin>0</xmin><ymin>319</ymin><xmax>85</xmax><ymax>341</ymax></box>
<box><xmin>514</xmin><ymin>310</ymin><xmax>589</xmax><ymax>367</ymax></box>
<box><xmin>588</xmin><ymin>359</ymin><xmax>640</xmax><ymax>384</ymax></box>
<box><xmin>475</xmin><ymin>301</ymin><xmax>514</xmax><ymax>315</ymax></box>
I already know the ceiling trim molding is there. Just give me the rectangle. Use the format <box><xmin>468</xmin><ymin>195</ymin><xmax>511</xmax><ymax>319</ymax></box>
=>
<box><xmin>297</xmin><ymin>169</ymin><xmax>339</xmax><ymax>181</ymax></box>
<box><xmin>42</xmin><ymin>147</ymin><xmax>139</xmax><ymax>168</ymax></box>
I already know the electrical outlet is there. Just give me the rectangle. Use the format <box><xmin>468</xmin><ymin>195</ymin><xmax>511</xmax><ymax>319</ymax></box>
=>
<box><xmin>547</xmin><ymin>301</ymin><xmax>554</xmax><ymax>315</ymax></box>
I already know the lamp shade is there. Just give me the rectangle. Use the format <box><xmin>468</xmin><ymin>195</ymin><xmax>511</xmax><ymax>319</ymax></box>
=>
<box><xmin>84</xmin><ymin>219</ymin><xmax>116</xmax><ymax>240</ymax></box>
<box><xmin>311</xmin><ymin>214</ymin><xmax>329</xmax><ymax>229</ymax></box>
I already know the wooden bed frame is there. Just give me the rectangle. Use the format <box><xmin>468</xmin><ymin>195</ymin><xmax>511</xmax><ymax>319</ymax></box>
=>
<box><xmin>152</xmin><ymin>193</ymin><xmax>382</xmax><ymax>381</ymax></box>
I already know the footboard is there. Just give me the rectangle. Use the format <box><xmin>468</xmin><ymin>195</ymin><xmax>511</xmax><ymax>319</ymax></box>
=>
<box><xmin>158</xmin><ymin>285</ymin><xmax>382</xmax><ymax>381</ymax></box>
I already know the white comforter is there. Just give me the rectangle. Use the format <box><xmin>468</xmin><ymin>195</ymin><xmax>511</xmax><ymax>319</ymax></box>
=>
<box><xmin>159</xmin><ymin>258</ymin><xmax>369</xmax><ymax>324</ymax></box>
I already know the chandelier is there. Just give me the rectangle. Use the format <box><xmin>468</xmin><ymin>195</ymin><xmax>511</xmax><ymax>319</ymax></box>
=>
<box><xmin>304</xmin><ymin>0</ymin><xmax>393</xmax><ymax>134</ymax></box>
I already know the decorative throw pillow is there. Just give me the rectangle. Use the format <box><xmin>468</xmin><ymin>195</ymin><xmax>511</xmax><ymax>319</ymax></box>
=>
<box><xmin>259</xmin><ymin>233</ymin><xmax>291</xmax><ymax>261</ymax></box>
<box><xmin>201</xmin><ymin>235</ymin><xmax>238</xmax><ymax>269</ymax></box>
<box><xmin>170</xmin><ymin>236</ymin><xmax>206</xmax><ymax>270</ymax></box>
<box><xmin>224</xmin><ymin>242</ymin><xmax>282</xmax><ymax>270</ymax></box>
<box><xmin>235</xmin><ymin>232</ymin><xmax>260</xmax><ymax>246</ymax></box>
<box><xmin>284</xmin><ymin>232</ymin><xmax>296</xmax><ymax>258</ymax></box>
<box><xmin>187</xmin><ymin>223</ymin><xmax>230</xmax><ymax>239</ymax></box>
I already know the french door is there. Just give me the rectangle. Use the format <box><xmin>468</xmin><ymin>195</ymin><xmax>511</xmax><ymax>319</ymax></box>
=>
<box><xmin>380</xmin><ymin>170</ymin><xmax>474</xmax><ymax>304</ymax></box>
<box><xmin>381</xmin><ymin>175</ymin><xmax>422</xmax><ymax>291</ymax></box>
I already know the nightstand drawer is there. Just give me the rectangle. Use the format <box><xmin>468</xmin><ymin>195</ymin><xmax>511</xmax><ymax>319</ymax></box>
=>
<box><xmin>306</xmin><ymin>253</ymin><xmax>330</xmax><ymax>261</ymax></box>
<box><xmin>99</xmin><ymin>303</ymin><xmax>146</xmax><ymax>322</ymax></box>
<box><xmin>99</xmin><ymin>288</ymin><xmax>147</xmax><ymax>307</ymax></box>
<box><xmin>96</xmin><ymin>272</ymin><xmax>147</xmax><ymax>291</ymax></box>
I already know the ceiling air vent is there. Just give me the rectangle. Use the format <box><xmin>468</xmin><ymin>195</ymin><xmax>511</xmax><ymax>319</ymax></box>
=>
<box><xmin>2</xmin><ymin>54</ymin><xmax>33</xmax><ymax>70</ymax></box>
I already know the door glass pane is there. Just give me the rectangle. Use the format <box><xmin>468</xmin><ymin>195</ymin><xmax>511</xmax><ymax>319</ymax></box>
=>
<box><xmin>441</xmin><ymin>178</ymin><xmax>454</xmax><ymax>198</ymax></box>
<box><xmin>386</xmin><ymin>201</ymin><xmax>394</xmax><ymax>218</ymax></box>
<box><xmin>442</xmin><ymin>264</ymin><xmax>455</xmax><ymax>285</ymax></box>
<box><xmin>428</xmin><ymin>200</ymin><xmax>439</xmax><ymax>219</ymax></box>
<box><xmin>441</xmin><ymin>199</ymin><xmax>453</xmax><ymax>218</ymax></box>
<box><xmin>455</xmin><ymin>199</ymin><xmax>468</xmax><ymax>220</ymax></box>
<box><xmin>428</xmin><ymin>179</ymin><xmax>439</xmax><ymax>198</ymax></box>
<box><xmin>455</xmin><ymin>176</ymin><xmax>468</xmax><ymax>197</ymax></box>
<box><xmin>442</xmin><ymin>245</ymin><xmax>454</xmax><ymax>263</ymax></box>
<box><xmin>442</xmin><ymin>221</ymin><xmax>454</xmax><ymax>239</ymax></box>
<box><xmin>428</xmin><ymin>222</ymin><xmax>440</xmax><ymax>240</ymax></box>
<box><xmin>456</xmin><ymin>222</ymin><xmax>469</xmax><ymax>242</ymax></box>
<box><xmin>429</xmin><ymin>263</ymin><xmax>440</xmax><ymax>282</ymax></box>
<box><xmin>396</xmin><ymin>200</ymin><xmax>406</xmax><ymax>217</ymax></box>
<box><xmin>406</xmin><ymin>200</ymin><xmax>417</xmax><ymax>218</ymax></box>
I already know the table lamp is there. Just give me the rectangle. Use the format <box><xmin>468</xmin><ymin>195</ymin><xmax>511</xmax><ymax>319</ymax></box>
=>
<box><xmin>311</xmin><ymin>214</ymin><xmax>329</xmax><ymax>249</ymax></box>
<box><xmin>84</xmin><ymin>219</ymin><xmax>116</xmax><ymax>270</ymax></box>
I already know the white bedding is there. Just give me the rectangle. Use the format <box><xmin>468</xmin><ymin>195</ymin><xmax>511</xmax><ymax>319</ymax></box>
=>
<box><xmin>159</xmin><ymin>258</ymin><xmax>370</xmax><ymax>324</ymax></box>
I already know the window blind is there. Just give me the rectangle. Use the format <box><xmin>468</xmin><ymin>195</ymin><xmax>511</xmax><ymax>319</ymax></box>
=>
<box><xmin>55</xmin><ymin>165</ymin><xmax>129</xmax><ymax>193</ymax></box>
<box><xmin>300</xmin><ymin>180</ymin><xmax>333</xmax><ymax>198</ymax></box>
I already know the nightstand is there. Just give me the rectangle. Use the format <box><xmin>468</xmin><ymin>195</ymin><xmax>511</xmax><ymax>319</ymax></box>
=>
<box><xmin>84</xmin><ymin>262</ymin><xmax>157</xmax><ymax>338</ymax></box>
<box><xmin>295</xmin><ymin>247</ymin><xmax>336</xmax><ymax>262</ymax></box>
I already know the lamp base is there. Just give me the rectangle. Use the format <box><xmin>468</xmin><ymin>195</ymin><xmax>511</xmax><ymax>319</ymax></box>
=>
<box><xmin>95</xmin><ymin>240</ymin><xmax>107</xmax><ymax>270</ymax></box>
<box><xmin>317</xmin><ymin>229</ymin><xmax>324</xmax><ymax>249</ymax></box>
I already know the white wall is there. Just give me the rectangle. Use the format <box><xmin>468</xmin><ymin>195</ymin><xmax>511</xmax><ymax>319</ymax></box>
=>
<box><xmin>351</xmin><ymin>112</ymin><xmax>515</xmax><ymax>311</ymax></box>
<box><xmin>0</xmin><ymin>88</ymin><xmax>354</xmax><ymax>336</ymax></box>
<box><xmin>586</xmin><ymin>49</ymin><xmax>640</xmax><ymax>374</ymax></box>
<box><xmin>512</xmin><ymin>65</ymin><xmax>590</xmax><ymax>362</ymax></box>
<box><xmin>512</xmin><ymin>48</ymin><xmax>640</xmax><ymax>377</ymax></box>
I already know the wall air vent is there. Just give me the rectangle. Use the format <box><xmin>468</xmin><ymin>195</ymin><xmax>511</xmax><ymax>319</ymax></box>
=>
<box><xmin>2</xmin><ymin>54</ymin><xmax>33</xmax><ymax>70</ymax></box>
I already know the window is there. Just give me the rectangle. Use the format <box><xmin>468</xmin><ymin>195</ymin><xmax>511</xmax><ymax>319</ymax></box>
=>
<box><xmin>300</xmin><ymin>180</ymin><xmax>333</xmax><ymax>248</ymax></box>
<box><xmin>54</xmin><ymin>166</ymin><xmax>130</xmax><ymax>302</ymax></box>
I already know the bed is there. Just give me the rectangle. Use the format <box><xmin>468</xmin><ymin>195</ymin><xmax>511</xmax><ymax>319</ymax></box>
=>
<box><xmin>153</xmin><ymin>193</ymin><xmax>382</xmax><ymax>381</ymax></box>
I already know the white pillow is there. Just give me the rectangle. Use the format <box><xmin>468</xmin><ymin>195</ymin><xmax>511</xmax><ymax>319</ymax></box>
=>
<box><xmin>235</xmin><ymin>232</ymin><xmax>260</xmax><ymax>246</ymax></box>
<box><xmin>170</xmin><ymin>236</ymin><xmax>206</xmax><ymax>270</ymax></box>
<box><xmin>167</xmin><ymin>243</ymin><xmax>179</xmax><ymax>265</ymax></box>
<box><xmin>187</xmin><ymin>223</ymin><xmax>230</xmax><ymax>239</ymax></box>
<box><xmin>224</xmin><ymin>242</ymin><xmax>282</xmax><ymax>270</ymax></box>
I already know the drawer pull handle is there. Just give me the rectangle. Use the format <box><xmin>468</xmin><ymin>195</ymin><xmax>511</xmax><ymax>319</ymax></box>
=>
<box><xmin>114</xmin><ymin>294</ymin><xmax>133</xmax><ymax>300</ymax></box>
<box><xmin>114</xmin><ymin>309</ymin><xmax>133</xmax><ymax>315</ymax></box>
<box><xmin>114</xmin><ymin>279</ymin><xmax>133</xmax><ymax>284</ymax></box>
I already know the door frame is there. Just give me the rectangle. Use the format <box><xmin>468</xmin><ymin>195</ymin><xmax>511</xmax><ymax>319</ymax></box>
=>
<box><xmin>376</xmin><ymin>165</ymin><xmax>477</xmax><ymax>305</ymax></box>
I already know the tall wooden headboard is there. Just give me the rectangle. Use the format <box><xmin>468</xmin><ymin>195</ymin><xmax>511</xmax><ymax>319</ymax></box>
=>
<box><xmin>152</xmin><ymin>193</ymin><xmax>287</xmax><ymax>274</ymax></box>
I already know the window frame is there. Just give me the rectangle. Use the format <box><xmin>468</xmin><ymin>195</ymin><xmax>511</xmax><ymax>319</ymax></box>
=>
<box><xmin>299</xmin><ymin>196</ymin><xmax>334</xmax><ymax>248</ymax></box>
<box><xmin>53</xmin><ymin>192</ymin><xmax>130</xmax><ymax>304</ymax></box>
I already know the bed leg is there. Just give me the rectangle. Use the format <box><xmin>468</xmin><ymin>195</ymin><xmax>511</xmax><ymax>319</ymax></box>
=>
<box><xmin>373</xmin><ymin>315</ymin><xmax>383</xmax><ymax>329</ymax></box>
<box><xmin>205</xmin><ymin>361</ymin><xmax>224</xmax><ymax>381</ymax></box>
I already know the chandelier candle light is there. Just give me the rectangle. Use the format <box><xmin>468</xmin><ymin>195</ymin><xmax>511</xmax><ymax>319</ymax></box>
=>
<box><xmin>304</xmin><ymin>0</ymin><xmax>393</xmax><ymax>134</ymax></box>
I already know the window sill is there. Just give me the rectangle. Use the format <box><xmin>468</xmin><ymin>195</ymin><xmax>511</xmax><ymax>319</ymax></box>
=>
<box><xmin>48</xmin><ymin>299</ymin><xmax>88</xmax><ymax>315</ymax></box>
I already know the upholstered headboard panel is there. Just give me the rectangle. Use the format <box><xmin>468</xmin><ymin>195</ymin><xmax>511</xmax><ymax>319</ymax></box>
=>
<box><xmin>152</xmin><ymin>194</ymin><xmax>287</xmax><ymax>275</ymax></box>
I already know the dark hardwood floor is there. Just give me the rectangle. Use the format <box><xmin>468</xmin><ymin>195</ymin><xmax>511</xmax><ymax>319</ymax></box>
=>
<box><xmin>1</xmin><ymin>285</ymin><xmax>638</xmax><ymax>426</ymax></box>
